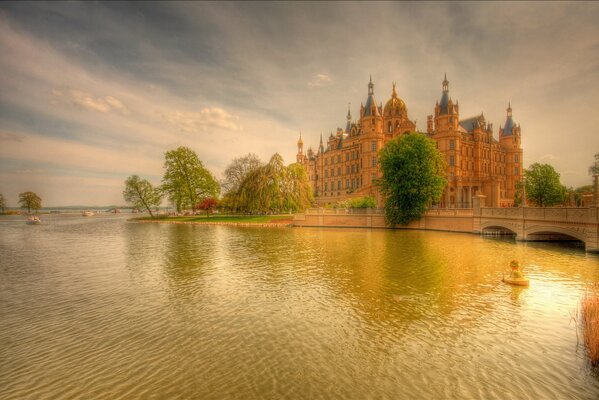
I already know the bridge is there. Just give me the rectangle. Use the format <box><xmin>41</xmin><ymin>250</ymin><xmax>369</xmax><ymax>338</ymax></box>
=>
<box><xmin>293</xmin><ymin>194</ymin><xmax>599</xmax><ymax>253</ymax></box>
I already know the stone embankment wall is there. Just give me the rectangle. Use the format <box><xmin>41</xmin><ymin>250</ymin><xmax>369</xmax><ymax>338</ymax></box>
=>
<box><xmin>293</xmin><ymin>208</ymin><xmax>474</xmax><ymax>233</ymax></box>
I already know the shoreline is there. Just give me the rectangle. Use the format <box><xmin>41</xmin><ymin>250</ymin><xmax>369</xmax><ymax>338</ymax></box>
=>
<box><xmin>131</xmin><ymin>218</ymin><xmax>293</xmax><ymax>228</ymax></box>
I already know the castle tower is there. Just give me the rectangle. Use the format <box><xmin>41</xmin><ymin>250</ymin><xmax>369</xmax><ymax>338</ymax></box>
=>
<box><xmin>433</xmin><ymin>73</ymin><xmax>459</xmax><ymax>133</ymax></box>
<box><xmin>360</xmin><ymin>76</ymin><xmax>383</xmax><ymax>134</ymax></box>
<box><xmin>500</xmin><ymin>102</ymin><xmax>523</xmax><ymax>201</ymax></box>
<box><xmin>345</xmin><ymin>103</ymin><xmax>352</xmax><ymax>133</ymax></box>
<box><xmin>383</xmin><ymin>82</ymin><xmax>414</xmax><ymax>136</ymax></box>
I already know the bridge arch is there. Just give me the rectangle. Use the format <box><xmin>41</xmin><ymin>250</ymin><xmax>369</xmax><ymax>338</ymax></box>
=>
<box><xmin>524</xmin><ymin>225</ymin><xmax>587</xmax><ymax>243</ymax></box>
<box><xmin>480</xmin><ymin>221</ymin><xmax>517</xmax><ymax>235</ymax></box>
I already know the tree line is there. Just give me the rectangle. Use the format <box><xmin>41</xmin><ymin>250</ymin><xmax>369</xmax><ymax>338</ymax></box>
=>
<box><xmin>123</xmin><ymin>146</ymin><xmax>313</xmax><ymax>217</ymax></box>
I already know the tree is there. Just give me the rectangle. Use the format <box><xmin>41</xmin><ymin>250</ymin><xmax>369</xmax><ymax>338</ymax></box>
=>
<box><xmin>123</xmin><ymin>175</ymin><xmax>162</xmax><ymax>218</ymax></box>
<box><xmin>196</xmin><ymin>197</ymin><xmax>218</xmax><ymax>217</ymax></box>
<box><xmin>0</xmin><ymin>192</ymin><xmax>5</xmax><ymax>213</ymax></box>
<box><xmin>222</xmin><ymin>153</ymin><xmax>263</xmax><ymax>195</ymax></box>
<box><xmin>519</xmin><ymin>163</ymin><xmax>567</xmax><ymax>207</ymax></box>
<box><xmin>589</xmin><ymin>153</ymin><xmax>599</xmax><ymax>176</ymax></box>
<box><xmin>161</xmin><ymin>147</ymin><xmax>220</xmax><ymax>213</ymax></box>
<box><xmin>234</xmin><ymin>154</ymin><xmax>313</xmax><ymax>214</ymax></box>
<box><xmin>378</xmin><ymin>133</ymin><xmax>447</xmax><ymax>226</ymax></box>
<box><xmin>18</xmin><ymin>191</ymin><xmax>42</xmax><ymax>213</ymax></box>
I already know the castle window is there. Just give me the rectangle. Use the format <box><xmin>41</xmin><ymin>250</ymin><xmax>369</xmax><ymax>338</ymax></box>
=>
<box><xmin>337</xmin><ymin>167</ymin><xmax>341</xmax><ymax>176</ymax></box>
<box><xmin>449</xmin><ymin>140</ymin><xmax>455</xmax><ymax>150</ymax></box>
<box><xmin>372</xmin><ymin>157</ymin><xmax>377</xmax><ymax>167</ymax></box>
<box><xmin>388</xmin><ymin>122</ymin><xmax>393</xmax><ymax>133</ymax></box>
<box><xmin>325</xmin><ymin>183</ymin><xmax>328</xmax><ymax>191</ymax></box>
<box><xmin>346</xmin><ymin>166</ymin><xmax>350</xmax><ymax>174</ymax></box>
<box><xmin>325</xmin><ymin>170</ymin><xmax>328</xmax><ymax>178</ymax></box>
<box><xmin>346</xmin><ymin>153</ymin><xmax>349</xmax><ymax>161</ymax></box>
<box><xmin>449</xmin><ymin>155</ymin><xmax>455</xmax><ymax>167</ymax></box>
<box><xmin>515</xmin><ymin>167</ymin><xmax>519</xmax><ymax>176</ymax></box>
<box><xmin>371</xmin><ymin>173</ymin><xmax>376</xmax><ymax>183</ymax></box>
<box><xmin>338</xmin><ymin>181</ymin><xmax>341</xmax><ymax>190</ymax></box>
<box><xmin>346</xmin><ymin>179</ymin><xmax>349</xmax><ymax>188</ymax></box>
<box><xmin>337</xmin><ymin>155</ymin><xmax>341</xmax><ymax>163</ymax></box>
<box><xmin>514</xmin><ymin>154</ymin><xmax>519</xmax><ymax>163</ymax></box>
<box><xmin>325</xmin><ymin>158</ymin><xmax>328</xmax><ymax>165</ymax></box>
<box><xmin>371</xmin><ymin>141</ymin><xmax>377</xmax><ymax>152</ymax></box>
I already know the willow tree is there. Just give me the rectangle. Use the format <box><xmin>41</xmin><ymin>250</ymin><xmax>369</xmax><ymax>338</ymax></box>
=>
<box><xmin>235</xmin><ymin>153</ymin><xmax>313</xmax><ymax>214</ymax></box>
<box><xmin>161</xmin><ymin>147</ymin><xmax>219</xmax><ymax>213</ymax></box>
<box><xmin>18</xmin><ymin>191</ymin><xmax>42</xmax><ymax>214</ymax></box>
<box><xmin>123</xmin><ymin>175</ymin><xmax>162</xmax><ymax>217</ymax></box>
<box><xmin>378</xmin><ymin>133</ymin><xmax>446</xmax><ymax>226</ymax></box>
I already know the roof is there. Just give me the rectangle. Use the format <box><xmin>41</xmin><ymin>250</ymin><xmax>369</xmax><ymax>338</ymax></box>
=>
<box><xmin>439</xmin><ymin>91</ymin><xmax>450</xmax><ymax>114</ymax></box>
<box><xmin>502</xmin><ymin>116</ymin><xmax>514</xmax><ymax>136</ymax></box>
<box><xmin>459</xmin><ymin>116</ymin><xmax>479</xmax><ymax>132</ymax></box>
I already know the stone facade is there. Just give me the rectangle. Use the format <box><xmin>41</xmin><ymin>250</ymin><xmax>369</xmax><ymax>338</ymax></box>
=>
<box><xmin>296</xmin><ymin>76</ymin><xmax>523</xmax><ymax>208</ymax></box>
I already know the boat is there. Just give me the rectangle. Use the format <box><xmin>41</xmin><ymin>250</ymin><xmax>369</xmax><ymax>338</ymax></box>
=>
<box><xmin>82</xmin><ymin>210</ymin><xmax>95</xmax><ymax>217</ymax></box>
<box><xmin>502</xmin><ymin>260</ymin><xmax>530</xmax><ymax>286</ymax></box>
<box><xmin>26</xmin><ymin>216</ymin><xmax>41</xmax><ymax>225</ymax></box>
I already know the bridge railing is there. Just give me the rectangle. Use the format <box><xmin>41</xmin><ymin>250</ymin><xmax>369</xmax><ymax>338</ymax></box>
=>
<box><xmin>481</xmin><ymin>207</ymin><xmax>593</xmax><ymax>223</ymax></box>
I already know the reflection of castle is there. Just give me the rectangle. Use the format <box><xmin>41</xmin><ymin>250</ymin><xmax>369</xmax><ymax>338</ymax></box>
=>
<box><xmin>296</xmin><ymin>76</ymin><xmax>523</xmax><ymax>207</ymax></box>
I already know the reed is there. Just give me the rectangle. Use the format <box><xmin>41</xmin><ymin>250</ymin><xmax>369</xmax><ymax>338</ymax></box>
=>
<box><xmin>582</xmin><ymin>286</ymin><xmax>599</xmax><ymax>366</ymax></box>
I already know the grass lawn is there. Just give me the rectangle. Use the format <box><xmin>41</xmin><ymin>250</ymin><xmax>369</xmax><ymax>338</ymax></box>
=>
<box><xmin>136</xmin><ymin>215</ymin><xmax>293</xmax><ymax>224</ymax></box>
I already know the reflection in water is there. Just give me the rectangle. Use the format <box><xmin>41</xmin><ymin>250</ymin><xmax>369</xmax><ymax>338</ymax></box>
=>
<box><xmin>1</xmin><ymin>214</ymin><xmax>599</xmax><ymax>399</ymax></box>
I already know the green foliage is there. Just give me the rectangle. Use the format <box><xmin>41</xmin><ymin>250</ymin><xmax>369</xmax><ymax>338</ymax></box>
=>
<box><xmin>519</xmin><ymin>163</ymin><xmax>567</xmax><ymax>207</ymax></box>
<box><xmin>335</xmin><ymin>196</ymin><xmax>377</xmax><ymax>209</ymax></box>
<box><xmin>232</xmin><ymin>153</ymin><xmax>313</xmax><ymax>214</ymax></box>
<box><xmin>18</xmin><ymin>191</ymin><xmax>42</xmax><ymax>213</ymax></box>
<box><xmin>0</xmin><ymin>192</ymin><xmax>5</xmax><ymax>213</ymax></box>
<box><xmin>161</xmin><ymin>146</ymin><xmax>220</xmax><ymax>213</ymax></box>
<box><xmin>589</xmin><ymin>153</ymin><xmax>599</xmax><ymax>176</ymax></box>
<box><xmin>378</xmin><ymin>133</ymin><xmax>446</xmax><ymax>226</ymax></box>
<box><xmin>123</xmin><ymin>175</ymin><xmax>162</xmax><ymax>218</ymax></box>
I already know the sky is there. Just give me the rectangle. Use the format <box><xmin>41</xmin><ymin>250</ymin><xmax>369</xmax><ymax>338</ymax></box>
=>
<box><xmin>1</xmin><ymin>2</ymin><xmax>598</xmax><ymax>206</ymax></box>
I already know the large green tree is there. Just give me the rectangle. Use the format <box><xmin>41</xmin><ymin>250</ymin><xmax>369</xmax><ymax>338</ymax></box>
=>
<box><xmin>161</xmin><ymin>147</ymin><xmax>220</xmax><ymax>213</ymax></box>
<box><xmin>123</xmin><ymin>175</ymin><xmax>162</xmax><ymax>218</ymax></box>
<box><xmin>518</xmin><ymin>163</ymin><xmax>567</xmax><ymax>207</ymax></box>
<box><xmin>18</xmin><ymin>191</ymin><xmax>42</xmax><ymax>213</ymax></box>
<box><xmin>0</xmin><ymin>192</ymin><xmax>5</xmax><ymax>213</ymax></box>
<box><xmin>378</xmin><ymin>133</ymin><xmax>447</xmax><ymax>226</ymax></box>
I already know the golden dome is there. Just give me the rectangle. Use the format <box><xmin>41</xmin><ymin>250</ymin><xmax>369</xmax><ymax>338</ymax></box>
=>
<box><xmin>384</xmin><ymin>83</ymin><xmax>407</xmax><ymax>117</ymax></box>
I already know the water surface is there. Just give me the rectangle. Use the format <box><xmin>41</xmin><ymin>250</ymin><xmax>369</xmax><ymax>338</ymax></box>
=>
<box><xmin>1</xmin><ymin>214</ymin><xmax>598</xmax><ymax>399</ymax></box>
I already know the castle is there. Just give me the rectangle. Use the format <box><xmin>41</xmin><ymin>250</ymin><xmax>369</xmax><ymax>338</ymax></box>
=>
<box><xmin>296</xmin><ymin>76</ymin><xmax>523</xmax><ymax>208</ymax></box>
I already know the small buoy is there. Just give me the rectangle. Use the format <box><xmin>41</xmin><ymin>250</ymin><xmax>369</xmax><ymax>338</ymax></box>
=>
<box><xmin>502</xmin><ymin>260</ymin><xmax>530</xmax><ymax>286</ymax></box>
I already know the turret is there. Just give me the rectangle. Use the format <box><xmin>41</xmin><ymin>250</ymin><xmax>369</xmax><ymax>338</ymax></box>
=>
<box><xmin>360</xmin><ymin>76</ymin><xmax>383</xmax><ymax>133</ymax></box>
<box><xmin>296</xmin><ymin>132</ymin><xmax>304</xmax><ymax>163</ymax></box>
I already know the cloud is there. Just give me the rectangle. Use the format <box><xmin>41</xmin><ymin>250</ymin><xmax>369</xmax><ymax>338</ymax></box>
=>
<box><xmin>538</xmin><ymin>154</ymin><xmax>559</xmax><ymax>162</ymax></box>
<box><xmin>0</xmin><ymin>130</ymin><xmax>24</xmax><ymax>142</ymax></box>
<box><xmin>52</xmin><ymin>88</ymin><xmax>130</xmax><ymax>115</ymax></box>
<box><xmin>308</xmin><ymin>73</ymin><xmax>332</xmax><ymax>87</ymax></box>
<box><xmin>163</xmin><ymin>107</ymin><xmax>242</xmax><ymax>133</ymax></box>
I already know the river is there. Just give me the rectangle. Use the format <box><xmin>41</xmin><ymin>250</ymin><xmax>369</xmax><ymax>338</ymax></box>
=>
<box><xmin>1</xmin><ymin>213</ymin><xmax>598</xmax><ymax>399</ymax></box>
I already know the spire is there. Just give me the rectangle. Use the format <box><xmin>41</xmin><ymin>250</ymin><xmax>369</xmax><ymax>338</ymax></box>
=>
<box><xmin>391</xmin><ymin>82</ymin><xmax>397</xmax><ymax>98</ymax></box>
<box><xmin>368</xmin><ymin>75</ymin><xmax>374</xmax><ymax>96</ymax></box>
<box><xmin>346</xmin><ymin>103</ymin><xmax>352</xmax><ymax>120</ymax></box>
<box><xmin>507</xmin><ymin>102</ymin><xmax>512</xmax><ymax>117</ymax></box>
<box><xmin>442</xmin><ymin>73</ymin><xmax>449</xmax><ymax>93</ymax></box>
<box><xmin>318</xmin><ymin>133</ymin><xmax>324</xmax><ymax>153</ymax></box>
<box><xmin>297</xmin><ymin>131</ymin><xmax>303</xmax><ymax>146</ymax></box>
